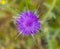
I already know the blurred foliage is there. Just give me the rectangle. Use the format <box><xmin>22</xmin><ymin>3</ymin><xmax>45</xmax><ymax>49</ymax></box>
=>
<box><xmin>0</xmin><ymin>0</ymin><xmax>60</xmax><ymax>49</ymax></box>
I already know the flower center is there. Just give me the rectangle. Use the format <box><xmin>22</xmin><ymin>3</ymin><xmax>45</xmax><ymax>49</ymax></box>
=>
<box><xmin>26</xmin><ymin>20</ymin><xmax>33</xmax><ymax>27</ymax></box>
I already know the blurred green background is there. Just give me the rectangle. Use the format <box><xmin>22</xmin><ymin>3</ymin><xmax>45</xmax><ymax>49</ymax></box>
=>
<box><xmin>0</xmin><ymin>0</ymin><xmax>60</xmax><ymax>49</ymax></box>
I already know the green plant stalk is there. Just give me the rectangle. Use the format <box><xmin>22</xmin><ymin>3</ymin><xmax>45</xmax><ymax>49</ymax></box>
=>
<box><xmin>44</xmin><ymin>0</ymin><xmax>56</xmax><ymax>49</ymax></box>
<box><xmin>42</xmin><ymin>0</ymin><xmax>56</xmax><ymax>22</ymax></box>
<box><xmin>42</xmin><ymin>0</ymin><xmax>56</xmax><ymax>48</ymax></box>
<box><xmin>0</xmin><ymin>4</ymin><xmax>19</xmax><ymax>16</ymax></box>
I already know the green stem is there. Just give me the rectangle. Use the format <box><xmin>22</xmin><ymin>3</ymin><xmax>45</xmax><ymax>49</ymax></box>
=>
<box><xmin>0</xmin><ymin>4</ymin><xmax>19</xmax><ymax>16</ymax></box>
<box><xmin>42</xmin><ymin>0</ymin><xmax>56</xmax><ymax>22</ymax></box>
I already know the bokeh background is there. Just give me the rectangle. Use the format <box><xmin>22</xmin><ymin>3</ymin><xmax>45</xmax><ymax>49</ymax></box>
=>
<box><xmin>0</xmin><ymin>0</ymin><xmax>60</xmax><ymax>49</ymax></box>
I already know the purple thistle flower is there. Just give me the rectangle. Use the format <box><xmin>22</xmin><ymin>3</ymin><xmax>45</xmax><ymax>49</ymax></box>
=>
<box><xmin>16</xmin><ymin>11</ymin><xmax>41</xmax><ymax>36</ymax></box>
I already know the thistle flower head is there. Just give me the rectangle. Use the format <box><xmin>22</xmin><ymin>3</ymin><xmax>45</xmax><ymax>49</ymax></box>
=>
<box><xmin>16</xmin><ymin>11</ymin><xmax>41</xmax><ymax>36</ymax></box>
